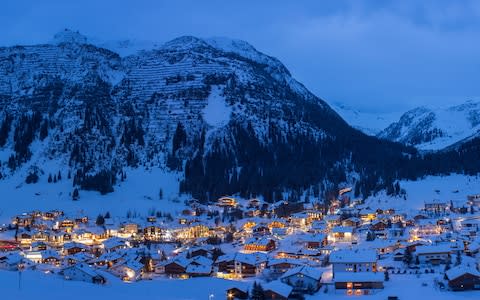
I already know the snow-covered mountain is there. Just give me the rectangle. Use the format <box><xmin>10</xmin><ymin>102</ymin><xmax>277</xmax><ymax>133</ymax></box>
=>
<box><xmin>1</xmin><ymin>29</ymin><xmax>478</xmax><ymax>203</ymax></box>
<box><xmin>378</xmin><ymin>101</ymin><xmax>480</xmax><ymax>150</ymax></box>
<box><xmin>2</xmin><ymin>29</ymin><xmax>416</xmax><ymax>201</ymax></box>
<box><xmin>331</xmin><ymin>103</ymin><xmax>402</xmax><ymax>136</ymax></box>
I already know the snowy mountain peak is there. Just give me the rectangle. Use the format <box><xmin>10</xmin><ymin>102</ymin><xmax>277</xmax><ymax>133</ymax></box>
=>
<box><xmin>52</xmin><ymin>28</ymin><xmax>88</xmax><ymax>44</ymax></box>
<box><xmin>378</xmin><ymin>100</ymin><xmax>480</xmax><ymax>150</ymax></box>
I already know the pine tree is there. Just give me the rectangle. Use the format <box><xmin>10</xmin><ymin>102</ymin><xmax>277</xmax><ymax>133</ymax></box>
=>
<box><xmin>251</xmin><ymin>282</ymin><xmax>265</xmax><ymax>300</ymax></box>
<box><xmin>57</xmin><ymin>171</ymin><xmax>62</xmax><ymax>181</ymax></box>
<box><xmin>384</xmin><ymin>270</ymin><xmax>389</xmax><ymax>281</ymax></box>
<box><xmin>72</xmin><ymin>188</ymin><xmax>79</xmax><ymax>200</ymax></box>
<box><xmin>159</xmin><ymin>188</ymin><xmax>163</xmax><ymax>200</ymax></box>
<box><xmin>96</xmin><ymin>214</ymin><xmax>105</xmax><ymax>226</ymax></box>
<box><xmin>455</xmin><ymin>252</ymin><xmax>462</xmax><ymax>266</ymax></box>
<box><xmin>104</xmin><ymin>212</ymin><xmax>111</xmax><ymax>219</ymax></box>
<box><xmin>404</xmin><ymin>246</ymin><xmax>413</xmax><ymax>264</ymax></box>
<box><xmin>48</xmin><ymin>174</ymin><xmax>52</xmax><ymax>183</ymax></box>
<box><xmin>366</xmin><ymin>231</ymin><xmax>375</xmax><ymax>241</ymax></box>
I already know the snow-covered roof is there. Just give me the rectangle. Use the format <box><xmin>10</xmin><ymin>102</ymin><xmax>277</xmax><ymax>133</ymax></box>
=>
<box><xmin>281</xmin><ymin>265</ymin><xmax>322</xmax><ymax>281</ymax></box>
<box><xmin>186</xmin><ymin>264</ymin><xmax>211</xmax><ymax>274</ymax></box>
<box><xmin>415</xmin><ymin>245</ymin><xmax>452</xmax><ymax>255</ymax></box>
<box><xmin>263</xmin><ymin>280</ymin><xmax>293</xmax><ymax>298</ymax></box>
<box><xmin>329</xmin><ymin>249</ymin><xmax>377</xmax><ymax>263</ymax></box>
<box><xmin>331</xmin><ymin>226</ymin><xmax>354</xmax><ymax>233</ymax></box>
<box><xmin>446</xmin><ymin>265</ymin><xmax>480</xmax><ymax>280</ymax></box>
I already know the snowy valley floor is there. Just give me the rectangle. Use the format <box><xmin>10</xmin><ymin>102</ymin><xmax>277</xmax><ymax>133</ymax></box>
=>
<box><xmin>2</xmin><ymin>270</ymin><xmax>479</xmax><ymax>300</ymax></box>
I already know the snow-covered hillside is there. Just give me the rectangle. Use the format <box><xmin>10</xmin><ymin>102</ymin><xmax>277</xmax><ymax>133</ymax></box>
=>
<box><xmin>378</xmin><ymin>101</ymin><xmax>480</xmax><ymax>150</ymax></box>
<box><xmin>364</xmin><ymin>173</ymin><xmax>480</xmax><ymax>213</ymax></box>
<box><xmin>331</xmin><ymin>103</ymin><xmax>402</xmax><ymax>136</ymax></box>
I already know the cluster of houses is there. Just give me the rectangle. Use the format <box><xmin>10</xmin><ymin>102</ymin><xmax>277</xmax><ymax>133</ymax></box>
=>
<box><xmin>1</xmin><ymin>192</ymin><xmax>480</xmax><ymax>299</ymax></box>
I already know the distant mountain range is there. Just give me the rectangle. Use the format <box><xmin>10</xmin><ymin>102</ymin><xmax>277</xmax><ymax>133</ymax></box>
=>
<box><xmin>334</xmin><ymin>100</ymin><xmax>480</xmax><ymax>151</ymax></box>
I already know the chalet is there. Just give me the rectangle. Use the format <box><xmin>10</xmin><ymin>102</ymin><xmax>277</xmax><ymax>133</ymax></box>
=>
<box><xmin>467</xmin><ymin>194</ymin><xmax>480</xmax><ymax>207</ymax></box>
<box><xmin>186</xmin><ymin>256</ymin><xmax>213</xmax><ymax>277</ymax></box>
<box><xmin>103</xmin><ymin>237</ymin><xmax>128</xmax><ymax>252</ymax></box>
<box><xmin>63</xmin><ymin>263</ymin><xmax>106</xmax><ymax>284</ymax></box>
<box><xmin>359</xmin><ymin>210</ymin><xmax>377</xmax><ymax>222</ymax></box>
<box><xmin>324</xmin><ymin>215</ymin><xmax>342</xmax><ymax>227</ymax></box>
<box><xmin>424</xmin><ymin>199</ymin><xmax>448</xmax><ymax>215</ymax></box>
<box><xmin>267</xmin><ymin>258</ymin><xmax>305</xmax><ymax>275</ymax></box>
<box><xmin>64</xmin><ymin>252</ymin><xmax>94</xmax><ymax>265</ymax></box>
<box><xmin>252</xmin><ymin>224</ymin><xmax>271</xmax><ymax>236</ymax></box>
<box><xmin>370</xmin><ymin>220</ymin><xmax>388</xmax><ymax>232</ymax></box>
<box><xmin>342</xmin><ymin>217</ymin><xmax>361</xmax><ymax>228</ymax></box>
<box><xmin>334</xmin><ymin>272</ymin><xmax>384</xmax><ymax>295</ymax></box>
<box><xmin>393</xmin><ymin>249</ymin><xmax>404</xmax><ymax>261</ymax></box>
<box><xmin>217</xmin><ymin>196</ymin><xmax>237</xmax><ymax>208</ymax></box>
<box><xmin>31</xmin><ymin>241</ymin><xmax>48</xmax><ymax>251</ymax></box>
<box><xmin>301</xmin><ymin>233</ymin><xmax>327</xmax><ymax>249</ymax></box>
<box><xmin>415</xmin><ymin>245</ymin><xmax>451</xmax><ymax>265</ymax></box>
<box><xmin>175</xmin><ymin>222</ymin><xmax>210</xmax><ymax>239</ymax></box>
<box><xmin>329</xmin><ymin>249</ymin><xmax>377</xmax><ymax>277</ymax></box>
<box><xmin>12</xmin><ymin>214</ymin><xmax>34</xmax><ymax>227</ymax></box>
<box><xmin>244</xmin><ymin>237</ymin><xmax>276</xmax><ymax>252</ymax></box>
<box><xmin>328</xmin><ymin>226</ymin><xmax>354</xmax><ymax>243</ymax></box>
<box><xmin>280</xmin><ymin>265</ymin><xmax>322</xmax><ymax>294</ymax></box>
<box><xmin>63</xmin><ymin>242</ymin><xmax>89</xmax><ymax>255</ymax></box>
<box><xmin>263</xmin><ymin>281</ymin><xmax>293</xmax><ymax>300</ymax></box>
<box><xmin>143</xmin><ymin>225</ymin><xmax>162</xmax><ymax>240</ymax></box>
<box><xmin>309</xmin><ymin>220</ymin><xmax>328</xmax><ymax>234</ymax></box>
<box><xmin>42</xmin><ymin>210</ymin><xmax>63</xmax><ymax>220</ymax></box>
<box><xmin>226</xmin><ymin>287</ymin><xmax>249</xmax><ymax>300</ymax></box>
<box><xmin>112</xmin><ymin>259</ymin><xmax>144</xmax><ymax>281</ymax></box>
<box><xmin>289</xmin><ymin>212</ymin><xmax>309</xmax><ymax>229</ymax></box>
<box><xmin>0</xmin><ymin>253</ymin><xmax>24</xmax><ymax>270</ymax></box>
<box><xmin>217</xmin><ymin>253</ymin><xmax>268</xmax><ymax>278</ymax></box>
<box><xmin>445</xmin><ymin>265</ymin><xmax>480</xmax><ymax>291</ymax></box>
<box><xmin>461</xmin><ymin>219</ymin><xmax>480</xmax><ymax>232</ymax></box>
<box><xmin>163</xmin><ymin>258</ymin><xmax>189</xmax><ymax>277</ymax></box>
<box><xmin>121</xmin><ymin>222</ymin><xmax>139</xmax><ymax>236</ymax></box>
<box><xmin>94</xmin><ymin>251</ymin><xmax>124</xmax><ymax>267</ymax></box>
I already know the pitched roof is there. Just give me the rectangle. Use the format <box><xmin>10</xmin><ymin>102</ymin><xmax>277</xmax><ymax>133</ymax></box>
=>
<box><xmin>446</xmin><ymin>265</ymin><xmax>480</xmax><ymax>280</ymax></box>
<box><xmin>281</xmin><ymin>265</ymin><xmax>322</xmax><ymax>281</ymax></box>
<box><xmin>329</xmin><ymin>249</ymin><xmax>377</xmax><ymax>263</ymax></box>
<box><xmin>263</xmin><ymin>281</ymin><xmax>293</xmax><ymax>298</ymax></box>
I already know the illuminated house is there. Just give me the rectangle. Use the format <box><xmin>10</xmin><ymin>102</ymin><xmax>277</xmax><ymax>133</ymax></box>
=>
<box><xmin>301</xmin><ymin>233</ymin><xmax>328</xmax><ymax>249</ymax></box>
<box><xmin>424</xmin><ymin>199</ymin><xmax>449</xmax><ymax>215</ymax></box>
<box><xmin>328</xmin><ymin>226</ymin><xmax>355</xmax><ymax>243</ymax></box>
<box><xmin>415</xmin><ymin>245</ymin><xmax>451</xmax><ymax>265</ymax></box>
<box><xmin>217</xmin><ymin>252</ymin><xmax>268</xmax><ymax>278</ymax></box>
<box><xmin>217</xmin><ymin>196</ymin><xmax>237</xmax><ymax>208</ymax></box>
<box><xmin>244</xmin><ymin>237</ymin><xmax>276</xmax><ymax>252</ymax></box>
<box><xmin>334</xmin><ymin>272</ymin><xmax>384</xmax><ymax>295</ymax></box>
<box><xmin>143</xmin><ymin>225</ymin><xmax>162</xmax><ymax>240</ymax></box>
<box><xmin>329</xmin><ymin>249</ymin><xmax>378</xmax><ymax>277</ymax></box>
<box><xmin>62</xmin><ymin>263</ymin><xmax>106</xmax><ymax>284</ymax></box>
<box><xmin>280</xmin><ymin>265</ymin><xmax>323</xmax><ymax>294</ymax></box>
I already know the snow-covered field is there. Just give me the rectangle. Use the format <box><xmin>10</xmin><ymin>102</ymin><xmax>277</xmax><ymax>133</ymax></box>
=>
<box><xmin>365</xmin><ymin>174</ymin><xmax>480</xmax><ymax>213</ymax></box>
<box><xmin>0</xmin><ymin>270</ymin><xmax>240</xmax><ymax>300</ymax></box>
<box><xmin>2</xmin><ymin>270</ymin><xmax>479</xmax><ymax>300</ymax></box>
<box><xmin>0</xmin><ymin>165</ymin><xmax>187</xmax><ymax>224</ymax></box>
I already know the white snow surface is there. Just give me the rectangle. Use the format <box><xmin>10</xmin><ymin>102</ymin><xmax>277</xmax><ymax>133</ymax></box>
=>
<box><xmin>364</xmin><ymin>173</ymin><xmax>480</xmax><ymax>213</ymax></box>
<box><xmin>0</xmin><ymin>162</ymin><xmax>186</xmax><ymax>224</ymax></box>
<box><xmin>202</xmin><ymin>86</ymin><xmax>232</xmax><ymax>128</ymax></box>
<box><xmin>379</xmin><ymin>100</ymin><xmax>480</xmax><ymax>150</ymax></box>
<box><xmin>331</xmin><ymin>103</ymin><xmax>402</xmax><ymax>136</ymax></box>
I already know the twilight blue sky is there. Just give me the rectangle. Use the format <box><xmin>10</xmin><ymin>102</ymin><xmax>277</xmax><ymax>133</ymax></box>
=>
<box><xmin>1</xmin><ymin>0</ymin><xmax>479</xmax><ymax>112</ymax></box>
